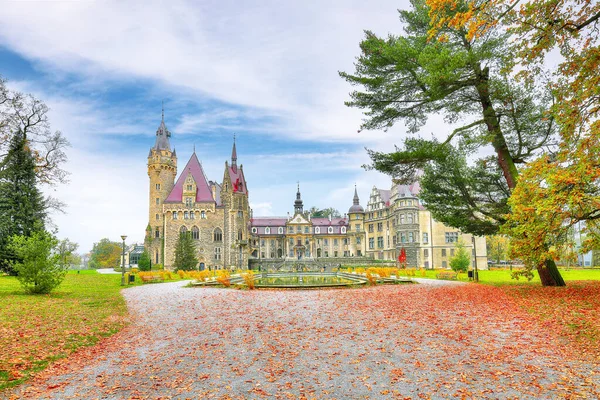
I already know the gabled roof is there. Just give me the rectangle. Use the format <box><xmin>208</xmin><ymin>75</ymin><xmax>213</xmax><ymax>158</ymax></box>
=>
<box><xmin>165</xmin><ymin>153</ymin><xmax>214</xmax><ymax>203</ymax></box>
<box><xmin>378</xmin><ymin>189</ymin><xmax>392</xmax><ymax>206</ymax></box>
<box><xmin>229</xmin><ymin>165</ymin><xmax>248</xmax><ymax>194</ymax></box>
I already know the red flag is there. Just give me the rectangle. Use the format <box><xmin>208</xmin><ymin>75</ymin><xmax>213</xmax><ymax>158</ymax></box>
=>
<box><xmin>399</xmin><ymin>248</ymin><xmax>407</xmax><ymax>264</ymax></box>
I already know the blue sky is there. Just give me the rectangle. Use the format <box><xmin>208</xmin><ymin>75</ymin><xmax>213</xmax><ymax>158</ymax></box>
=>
<box><xmin>0</xmin><ymin>0</ymin><xmax>441</xmax><ymax>252</ymax></box>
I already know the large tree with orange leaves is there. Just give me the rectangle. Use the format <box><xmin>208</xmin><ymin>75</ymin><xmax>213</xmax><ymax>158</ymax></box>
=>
<box><xmin>340</xmin><ymin>0</ymin><xmax>565</xmax><ymax>285</ymax></box>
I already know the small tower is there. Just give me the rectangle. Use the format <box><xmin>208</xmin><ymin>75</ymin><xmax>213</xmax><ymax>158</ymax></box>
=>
<box><xmin>294</xmin><ymin>183</ymin><xmax>304</xmax><ymax>215</ymax></box>
<box><xmin>347</xmin><ymin>185</ymin><xmax>366</xmax><ymax>257</ymax></box>
<box><xmin>222</xmin><ymin>137</ymin><xmax>250</xmax><ymax>269</ymax></box>
<box><xmin>146</xmin><ymin>104</ymin><xmax>177</xmax><ymax>265</ymax></box>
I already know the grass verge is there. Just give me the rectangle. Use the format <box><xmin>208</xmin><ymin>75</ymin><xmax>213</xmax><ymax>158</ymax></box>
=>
<box><xmin>0</xmin><ymin>270</ymin><xmax>129</xmax><ymax>390</ymax></box>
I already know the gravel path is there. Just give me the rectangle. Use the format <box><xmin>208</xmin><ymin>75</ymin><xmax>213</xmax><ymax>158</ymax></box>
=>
<box><xmin>7</xmin><ymin>280</ymin><xmax>599</xmax><ymax>399</ymax></box>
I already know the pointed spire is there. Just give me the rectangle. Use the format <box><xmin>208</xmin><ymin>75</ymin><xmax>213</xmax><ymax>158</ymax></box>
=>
<box><xmin>231</xmin><ymin>134</ymin><xmax>238</xmax><ymax>172</ymax></box>
<box><xmin>154</xmin><ymin>101</ymin><xmax>171</xmax><ymax>151</ymax></box>
<box><xmin>353</xmin><ymin>184</ymin><xmax>360</xmax><ymax>205</ymax></box>
<box><xmin>193</xmin><ymin>144</ymin><xmax>196</xmax><ymax>154</ymax></box>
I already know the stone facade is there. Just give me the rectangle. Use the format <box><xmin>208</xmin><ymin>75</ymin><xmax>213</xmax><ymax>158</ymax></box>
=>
<box><xmin>364</xmin><ymin>182</ymin><xmax>488</xmax><ymax>270</ymax></box>
<box><xmin>145</xmin><ymin>113</ymin><xmax>250</xmax><ymax>270</ymax></box>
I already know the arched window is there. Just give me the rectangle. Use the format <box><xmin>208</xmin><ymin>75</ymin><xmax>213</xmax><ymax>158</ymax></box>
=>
<box><xmin>265</xmin><ymin>227</ymin><xmax>271</xmax><ymax>234</ymax></box>
<box><xmin>155</xmin><ymin>213</ymin><xmax>159</xmax><ymax>221</ymax></box>
<box><xmin>155</xmin><ymin>227</ymin><xmax>160</xmax><ymax>238</ymax></box>
<box><xmin>173</xmin><ymin>211</ymin><xmax>178</xmax><ymax>220</ymax></box>
<box><xmin>155</xmin><ymin>250</ymin><xmax>159</xmax><ymax>264</ymax></box>
<box><xmin>278</xmin><ymin>227</ymin><xmax>283</xmax><ymax>234</ymax></box>
<box><xmin>238</xmin><ymin>230</ymin><xmax>243</xmax><ymax>240</ymax></box>
<box><xmin>315</xmin><ymin>227</ymin><xmax>320</xmax><ymax>234</ymax></box>
<box><xmin>190</xmin><ymin>211</ymin><xmax>195</xmax><ymax>220</ymax></box>
<box><xmin>180</xmin><ymin>226</ymin><xmax>188</xmax><ymax>236</ymax></box>
<box><xmin>214</xmin><ymin>228</ymin><xmax>223</xmax><ymax>242</ymax></box>
<box><xmin>184</xmin><ymin>211</ymin><xmax>189</xmax><ymax>219</ymax></box>
<box><xmin>192</xmin><ymin>226</ymin><xmax>200</xmax><ymax>240</ymax></box>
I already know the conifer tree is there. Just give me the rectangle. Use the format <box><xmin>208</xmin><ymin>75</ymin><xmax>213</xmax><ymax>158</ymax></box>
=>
<box><xmin>0</xmin><ymin>129</ymin><xmax>46</xmax><ymax>274</ymax></box>
<box><xmin>173</xmin><ymin>232</ymin><xmax>198</xmax><ymax>271</ymax></box>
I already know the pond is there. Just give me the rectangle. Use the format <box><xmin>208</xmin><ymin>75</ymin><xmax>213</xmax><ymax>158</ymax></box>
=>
<box><xmin>253</xmin><ymin>273</ymin><xmax>365</xmax><ymax>288</ymax></box>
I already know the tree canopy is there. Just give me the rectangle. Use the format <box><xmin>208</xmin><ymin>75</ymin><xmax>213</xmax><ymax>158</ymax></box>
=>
<box><xmin>424</xmin><ymin>0</ymin><xmax>599</xmax><ymax>279</ymax></box>
<box><xmin>89</xmin><ymin>239</ymin><xmax>122</xmax><ymax>269</ymax></box>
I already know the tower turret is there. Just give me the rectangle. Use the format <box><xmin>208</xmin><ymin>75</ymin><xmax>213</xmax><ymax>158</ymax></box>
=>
<box><xmin>294</xmin><ymin>183</ymin><xmax>304</xmax><ymax>214</ymax></box>
<box><xmin>348</xmin><ymin>185</ymin><xmax>364</xmax><ymax>214</ymax></box>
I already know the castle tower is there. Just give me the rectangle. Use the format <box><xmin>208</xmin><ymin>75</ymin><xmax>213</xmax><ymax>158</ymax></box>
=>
<box><xmin>222</xmin><ymin>137</ymin><xmax>250</xmax><ymax>269</ymax></box>
<box><xmin>146</xmin><ymin>106</ymin><xmax>177</xmax><ymax>265</ymax></box>
<box><xmin>294</xmin><ymin>183</ymin><xmax>304</xmax><ymax>215</ymax></box>
<box><xmin>347</xmin><ymin>185</ymin><xmax>366</xmax><ymax>257</ymax></box>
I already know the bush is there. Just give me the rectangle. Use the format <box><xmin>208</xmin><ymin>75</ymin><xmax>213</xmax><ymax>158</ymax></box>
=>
<box><xmin>138</xmin><ymin>251</ymin><xmax>151</xmax><ymax>271</ymax></box>
<box><xmin>9</xmin><ymin>231</ymin><xmax>70</xmax><ymax>294</ymax></box>
<box><xmin>242</xmin><ymin>272</ymin><xmax>255</xmax><ymax>289</ymax></box>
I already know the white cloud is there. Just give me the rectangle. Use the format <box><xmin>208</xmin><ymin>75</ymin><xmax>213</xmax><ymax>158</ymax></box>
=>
<box><xmin>0</xmin><ymin>0</ymin><xmax>412</xmax><ymax>143</ymax></box>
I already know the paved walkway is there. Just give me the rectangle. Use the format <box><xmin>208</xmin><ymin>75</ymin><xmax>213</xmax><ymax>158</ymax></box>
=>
<box><xmin>6</xmin><ymin>280</ymin><xmax>599</xmax><ymax>399</ymax></box>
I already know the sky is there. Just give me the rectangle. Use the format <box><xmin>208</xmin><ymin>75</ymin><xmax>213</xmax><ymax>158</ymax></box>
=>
<box><xmin>0</xmin><ymin>0</ymin><xmax>454</xmax><ymax>253</ymax></box>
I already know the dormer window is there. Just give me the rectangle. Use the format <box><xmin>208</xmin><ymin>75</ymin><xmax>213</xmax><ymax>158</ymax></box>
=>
<box><xmin>185</xmin><ymin>198</ymin><xmax>193</xmax><ymax>207</ymax></box>
<box><xmin>341</xmin><ymin>227</ymin><xmax>346</xmax><ymax>234</ymax></box>
<box><xmin>315</xmin><ymin>227</ymin><xmax>320</xmax><ymax>234</ymax></box>
<box><xmin>278</xmin><ymin>227</ymin><xmax>283</xmax><ymax>234</ymax></box>
<box><xmin>252</xmin><ymin>227</ymin><xmax>257</xmax><ymax>234</ymax></box>
<box><xmin>187</xmin><ymin>184</ymin><xmax>193</xmax><ymax>191</ymax></box>
<box><xmin>265</xmin><ymin>227</ymin><xmax>271</xmax><ymax>234</ymax></box>
<box><xmin>328</xmin><ymin>227</ymin><xmax>333</xmax><ymax>234</ymax></box>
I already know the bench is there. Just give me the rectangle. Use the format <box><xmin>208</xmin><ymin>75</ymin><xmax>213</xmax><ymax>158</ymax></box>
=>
<box><xmin>139</xmin><ymin>275</ymin><xmax>164</xmax><ymax>283</ymax></box>
<box><xmin>436</xmin><ymin>271</ymin><xmax>458</xmax><ymax>280</ymax></box>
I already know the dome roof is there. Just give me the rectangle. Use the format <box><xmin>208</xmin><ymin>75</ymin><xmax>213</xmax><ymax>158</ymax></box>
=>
<box><xmin>348</xmin><ymin>186</ymin><xmax>364</xmax><ymax>213</ymax></box>
<box><xmin>348</xmin><ymin>204</ymin><xmax>364</xmax><ymax>213</ymax></box>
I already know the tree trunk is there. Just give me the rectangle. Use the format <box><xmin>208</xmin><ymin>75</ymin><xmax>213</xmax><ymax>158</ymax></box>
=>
<box><xmin>471</xmin><ymin>64</ymin><xmax>566</xmax><ymax>287</ymax></box>
<box><xmin>537</xmin><ymin>259</ymin><xmax>566</xmax><ymax>286</ymax></box>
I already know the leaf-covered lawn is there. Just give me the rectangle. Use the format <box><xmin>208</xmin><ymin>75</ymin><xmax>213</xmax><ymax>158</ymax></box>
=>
<box><xmin>0</xmin><ymin>271</ymin><xmax>128</xmax><ymax>390</ymax></box>
<box><xmin>502</xmin><ymin>281</ymin><xmax>600</xmax><ymax>359</ymax></box>
<box><xmin>8</xmin><ymin>280</ymin><xmax>600</xmax><ymax>399</ymax></box>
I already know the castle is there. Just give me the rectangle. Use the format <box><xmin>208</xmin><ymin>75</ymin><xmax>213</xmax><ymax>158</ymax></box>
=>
<box><xmin>146</xmin><ymin>114</ymin><xmax>487</xmax><ymax>270</ymax></box>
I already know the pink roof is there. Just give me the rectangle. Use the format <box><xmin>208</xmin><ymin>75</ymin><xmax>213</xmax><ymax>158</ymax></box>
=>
<box><xmin>229</xmin><ymin>166</ymin><xmax>248</xmax><ymax>194</ymax></box>
<box><xmin>311</xmin><ymin>217</ymin><xmax>348</xmax><ymax>226</ymax></box>
<box><xmin>251</xmin><ymin>217</ymin><xmax>287</xmax><ymax>227</ymax></box>
<box><xmin>165</xmin><ymin>153</ymin><xmax>214</xmax><ymax>203</ymax></box>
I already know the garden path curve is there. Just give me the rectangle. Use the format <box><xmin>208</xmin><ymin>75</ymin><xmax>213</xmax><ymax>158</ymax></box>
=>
<box><xmin>6</xmin><ymin>279</ymin><xmax>599</xmax><ymax>399</ymax></box>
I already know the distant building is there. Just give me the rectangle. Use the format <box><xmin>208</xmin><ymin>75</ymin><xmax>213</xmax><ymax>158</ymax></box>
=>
<box><xmin>364</xmin><ymin>183</ymin><xmax>487</xmax><ymax>270</ymax></box>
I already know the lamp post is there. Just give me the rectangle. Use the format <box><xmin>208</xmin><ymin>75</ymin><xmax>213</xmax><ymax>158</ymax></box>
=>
<box><xmin>120</xmin><ymin>235</ymin><xmax>127</xmax><ymax>286</ymax></box>
<box><xmin>472</xmin><ymin>235</ymin><xmax>479</xmax><ymax>282</ymax></box>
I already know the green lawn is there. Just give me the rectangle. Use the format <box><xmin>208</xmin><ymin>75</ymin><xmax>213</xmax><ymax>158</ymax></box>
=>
<box><xmin>0</xmin><ymin>270</ymin><xmax>130</xmax><ymax>390</ymax></box>
<box><xmin>414</xmin><ymin>268</ymin><xmax>600</xmax><ymax>285</ymax></box>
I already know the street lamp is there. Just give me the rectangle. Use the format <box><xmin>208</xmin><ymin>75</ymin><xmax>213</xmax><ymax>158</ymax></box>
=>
<box><xmin>120</xmin><ymin>235</ymin><xmax>127</xmax><ymax>286</ymax></box>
